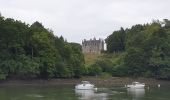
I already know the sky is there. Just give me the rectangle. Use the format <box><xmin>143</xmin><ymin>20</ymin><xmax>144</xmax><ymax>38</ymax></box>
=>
<box><xmin>0</xmin><ymin>0</ymin><xmax>170</xmax><ymax>43</ymax></box>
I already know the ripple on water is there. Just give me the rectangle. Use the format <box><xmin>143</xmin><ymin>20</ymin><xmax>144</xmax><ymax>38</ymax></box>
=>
<box><xmin>26</xmin><ymin>94</ymin><xmax>44</xmax><ymax>98</ymax></box>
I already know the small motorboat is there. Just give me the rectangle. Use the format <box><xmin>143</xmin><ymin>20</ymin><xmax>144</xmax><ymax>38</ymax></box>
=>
<box><xmin>127</xmin><ymin>82</ymin><xmax>145</xmax><ymax>89</ymax></box>
<box><xmin>75</xmin><ymin>81</ymin><xmax>95</xmax><ymax>90</ymax></box>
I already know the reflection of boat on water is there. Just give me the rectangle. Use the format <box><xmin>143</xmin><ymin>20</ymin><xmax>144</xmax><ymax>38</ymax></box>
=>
<box><xmin>127</xmin><ymin>88</ymin><xmax>145</xmax><ymax>100</ymax></box>
<box><xmin>75</xmin><ymin>89</ymin><xmax>108</xmax><ymax>100</ymax></box>
<box><xmin>127</xmin><ymin>82</ymin><xmax>145</xmax><ymax>89</ymax></box>
<box><xmin>75</xmin><ymin>89</ymin><xmax>94</xmax><ymax>100</ymax></box>
<box><xmin>75</xmin><ymin>81</ymin><xmax>95</xmax><ymax>90</ymax></box>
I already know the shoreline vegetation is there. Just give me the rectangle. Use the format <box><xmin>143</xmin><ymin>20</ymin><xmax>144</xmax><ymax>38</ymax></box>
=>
<box><xmin>0</xmin><ymin>77</ymin><xmax>170</xmax><ymax>86</ymax></box>
<box><xmin>84</xmin><ymin>20</ymin><xmax>170</xmax><ymax>80</ymax></box>
<box><xmin>1</xmin><ymin>14</ymin><xmax>170</xmax><ymax>81</ymax></box>
<box><xmin>0</xmin><ymin>14</ymin><xmax>84</xmax><ymax>79</ymax></box>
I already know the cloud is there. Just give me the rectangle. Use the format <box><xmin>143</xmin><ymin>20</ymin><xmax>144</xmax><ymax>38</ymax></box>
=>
<box><xmin>0</xmin><ymin>0</ymin><xmax>170</xmax><ymax>43</ymax></box>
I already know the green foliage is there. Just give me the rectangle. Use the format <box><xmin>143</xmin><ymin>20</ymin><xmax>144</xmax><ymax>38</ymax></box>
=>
<box><xmin>105</xmin><ymin>19</ymin><xmax>170</xmax><ymax>79</ymax></box>
<box><xmin>86</xmin><ymin>59</ymin><xmax>113</xmax><ymax>76</ymax></box>
<box><xmin>124</xmin><ymin>48</ymin><xmax>147</xmax><ymax>76</ymax></box>
<box><xmin>106</xmin><ymin>27</ymin><xmax>125</xmax><ymax>53</ymax></box>
<box><xmin>87</xmin><ymin>63</ymin><xmax>102</xmax><ymax>76</ymax></box>
<box><xmin>1</xmin><ymin>14</ymin><xmax>170</xmax><ymax>80</ymax></box>
<box><xmin>0</xmin><ymin>15</ymin><xmax>84</xmax><ymax>79</ymax></box>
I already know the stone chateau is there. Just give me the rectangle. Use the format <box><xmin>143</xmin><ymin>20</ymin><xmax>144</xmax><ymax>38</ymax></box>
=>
<box><xmin>82</xmin><ymin>38</ymin><xmax>104</xmax><ymax>54</ymax></box>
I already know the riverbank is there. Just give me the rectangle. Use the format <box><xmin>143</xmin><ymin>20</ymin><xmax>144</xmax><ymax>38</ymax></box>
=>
<box><xmin>0</xmin><ymin>77</ymin><xmax>170</xmax><ymax>87</ymax></box>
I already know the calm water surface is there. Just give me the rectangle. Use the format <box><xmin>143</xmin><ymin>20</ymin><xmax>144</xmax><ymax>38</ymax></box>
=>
<box><xmin>0</xmin><ymin>84</ymin><xmax>169</xmax><ymax>100</ymax></box>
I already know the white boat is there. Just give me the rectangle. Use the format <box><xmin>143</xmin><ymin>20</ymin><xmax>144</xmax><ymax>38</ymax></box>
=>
<box><xmin>75</xmin><ymin>81</ymin><xmax>95</xmax><ymax>90</ymax></box>
<box><xmin>127</xmin><ymin>82</ymin><xmax>145</xmax><ymax>89</ymax></box>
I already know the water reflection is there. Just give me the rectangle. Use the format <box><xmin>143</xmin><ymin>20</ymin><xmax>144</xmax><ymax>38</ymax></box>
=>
<box><xmin>75</xmin><ymin>89</ymin><xmax>108</xmax><ymax>100</ymax></box>
<box><xmin>127</xmin><ymin>88</ymin><xmax>145</xmax><ymax>100</ymax></box>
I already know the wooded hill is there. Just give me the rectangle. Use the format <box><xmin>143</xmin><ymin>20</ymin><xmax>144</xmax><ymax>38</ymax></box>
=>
<box><xmin>88</xmin><ymin>19</ymin><xmax>170</xmax><ymax>79</ymax></box>
<box><xmin>1</xmin><ymin>14</ymin><xmax>170</xmax><ymax>80</ymax></box>
<box><xmin>0</xmin><ymin>15</ymin><xmax>85</xmax><ymax>79</ymax></box>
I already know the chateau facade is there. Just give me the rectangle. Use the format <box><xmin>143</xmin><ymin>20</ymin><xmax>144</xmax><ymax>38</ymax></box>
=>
<box><xmin>82</xmin><ymin>38</ymin><xmax>104</xmax><ymax>54</ymax></box>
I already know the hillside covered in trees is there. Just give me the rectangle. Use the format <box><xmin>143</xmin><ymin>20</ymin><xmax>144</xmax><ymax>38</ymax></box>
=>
<box><xmin>89</xmin><ymin>19</ymin><xmax>170</xmax><ymax>79</ymax></box>
<box><xmin>1</xmin><ymin>14</ymin><xmax>170</xmax><ymax>80</ymax></box>
<box><xmin>0</xmin><ymin>15</ymin><xmax>85</xmax><ymax>79</ymax></box>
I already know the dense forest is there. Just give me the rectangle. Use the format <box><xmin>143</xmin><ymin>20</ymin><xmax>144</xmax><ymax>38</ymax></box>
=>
<box><xmin>82</xmin><ymin>20</ymin><xmax>170</xmax><ymax>80</ymax></box>
<box><xmin>0</xmin><ymin>15</ymin><xmax>85</xmax><ymax>79</ymax></box>
<box><xmin>1</xmin><ymin>14</ymin><xmax>170</xmax><ymax>80</ymax></box>
<box><xmin>91</xmin><ymin>19</ymin><xmax>170</xmax><ymax>79</ymax></box>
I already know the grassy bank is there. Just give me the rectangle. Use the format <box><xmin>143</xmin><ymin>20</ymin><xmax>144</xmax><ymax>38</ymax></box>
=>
<box><xmin>84</xmin><ymin>52</ymin><xmax>124</xmax><ymax>64</ymax></box>
<box><xmin>84</xmin><ymin>53</ymin><xmax>101</xmax><ymax>64</ymax></box>
<box><xmin>84</xmin><ymin>52</ymin><xmax>125</xmax><ymax>77</ymax></box>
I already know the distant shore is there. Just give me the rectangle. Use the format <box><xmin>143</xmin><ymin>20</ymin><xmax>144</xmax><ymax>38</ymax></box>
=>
<box><xmin>0</xmin><ymin>77</ymin><xmax>170</xmax><ymax>87</ymax></box>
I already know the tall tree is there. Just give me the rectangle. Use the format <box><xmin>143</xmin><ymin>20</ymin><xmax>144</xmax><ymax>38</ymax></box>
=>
<box><xmin>106</xmin><ymin>27</ymin><xmax>125</xmax><ymax>53</ymax></box>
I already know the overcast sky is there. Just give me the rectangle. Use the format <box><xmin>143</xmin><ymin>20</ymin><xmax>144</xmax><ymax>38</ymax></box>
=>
<box><xmin>0</xmin><ymin>0</ymin><xmax>170</xmax><ymax>43</ymax></box>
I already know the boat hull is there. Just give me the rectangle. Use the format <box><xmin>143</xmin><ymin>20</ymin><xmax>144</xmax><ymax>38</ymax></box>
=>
<box><xmin>127</xmin><ymin>85</ymin><xmax>145</xmax><ymax>89</ymax></box>
<box><xmin>75</xmin><ymin>84</ymin><xmax>94</xmax><ymax>90</ymax></box>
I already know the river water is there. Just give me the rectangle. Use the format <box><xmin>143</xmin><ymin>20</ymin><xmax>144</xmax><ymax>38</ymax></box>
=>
<box><xmin>0</xmin><ymin>84</ymin><xmax>169</xmax><ymax>100</ymax></box>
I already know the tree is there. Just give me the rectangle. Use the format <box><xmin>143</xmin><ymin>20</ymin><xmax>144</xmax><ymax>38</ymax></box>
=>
<box><xmin>0</xmin><ymin>14</ymin><xmax>85</xmax><ymax>80</ymax></box>
<box><xmin>106</xmin><ymin>27</ymin><xmax>125</xmax><ymax>53</ymax></box>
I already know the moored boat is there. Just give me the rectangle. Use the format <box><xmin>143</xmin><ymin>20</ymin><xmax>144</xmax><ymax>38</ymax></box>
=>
<box><xmin>127</xmin><ymin>82</ymin><xmax>145</xmax><ymax>89</ymax></box>
<box><xmin>75</xmin><ymin>81</ymin><xmax>95</xmax><ymax>90</ymax></box>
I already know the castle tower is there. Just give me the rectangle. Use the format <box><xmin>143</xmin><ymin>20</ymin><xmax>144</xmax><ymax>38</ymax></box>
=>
<box><xmin>82</xmin><ymin>38</ymin><xmax>104</xmax><ymax>54</ymax></box>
